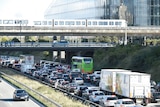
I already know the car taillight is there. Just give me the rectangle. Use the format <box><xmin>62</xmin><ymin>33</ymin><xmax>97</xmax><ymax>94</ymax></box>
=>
<box><xmin>120</xmin><ymin>105</ymin><xmax>124</xmax><ymax>107</ymax></box>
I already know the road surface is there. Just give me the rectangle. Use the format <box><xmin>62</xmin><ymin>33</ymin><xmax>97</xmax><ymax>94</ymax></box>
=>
<box><xmin>0</xmin><ymin>78</ymin><xmax>44</xmax><ymax>107</ymax></box>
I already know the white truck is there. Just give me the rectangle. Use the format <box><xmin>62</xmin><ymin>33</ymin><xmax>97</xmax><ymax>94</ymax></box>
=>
<box><xmin>20</xmin><ymin>55</ymin><xmax>35</xmax><ymax>73</ymax></box>
<box><xmin>115</xmin><ymin>71</ymin><xmax>151</xmax><ymax>106</ymax></box>
<box><xmin>99</xmin><ymin>69</ymin><xmax>131</xmax><ymax>93</ymax></box>
<box><xmin>99</xmin><ymin>69</ymin><xmax>151</xmax><ymax>106</ymax></box>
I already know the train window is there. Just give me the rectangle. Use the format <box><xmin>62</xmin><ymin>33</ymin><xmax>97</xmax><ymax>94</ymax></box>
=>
<box><xmin>93</xmin><ymin>21</ymin><xmax>97</xmax><ymax>25</ymax></box>
<box><xmin>88</xmin><ymin>21</ymin><xmax>91</xmax><ymax>25</ymax></box>
<box><xmin>42</xmin><ymin>21</ymin><xmax>47</xmax><ymax>25</ymax></box>
<box><xmin>65</xmin><ymin>21</ymin><xmax>74</xmax><ymax>25</ymax></box>
<box><xmin>34</xmin><ymin>21</ymin><xmax>41</xmax><ymax>25</ymax></box>
<box><xmin>23</xmin><ymin>20</ymin><xmax>28</xmax><ymax>24</ymax></box>
<box><xmin>76</xmin><ymin>21</ymin><xmax>81</xmax><ymax>25</ymax></box>
<box><xmin>82</xmin><ymin>21</ymin><xmax>85</xmax><ymax>25</ymax></box>
<box><xmin>109</xmin><ymin>21</ymin><xmax>114</xmax><ymax>25</ymax></box>
<box><xmin>104</xmin><ymin>22</ymin><xmax>108</xmax><ymax>25</ymax></box>
<box><xmin>48</xmin><ymin>21</ymin><xmax>52</xmax><ymax>25</ymax></box>
<box><xmin>115</xmin><ymin>22</ymin><xmax>119</xmax><ymax>25</ymax></box>
<box><xmin>55</xmin><ymin>21</ymin><xmax>58</xmax><ymax>25</ymax></box>
<box><xmin>70</xmin><ymin>21</ymin><xmax>74</xmax><ymax>25</ymax></box>
<box><xmin>99</xmin><ymin>22</ymin><xmax>104</xmax><ymax>25</ymax></box>
<box><xmin>59</xmin><ymin>21</ymin><xmax>64</xmax><ymax>25</ymax></box>
<box><xmin>115</xmin><ymin>21</ymin><xmax>122</xmax><ymax>25</ymax></box>
<box><xmin>119</xmin><ymin>22</ymin><xmax>122</xmax><ymax>25</ymax></box>
<box><xmin>3</xmin><ymin>20</ymin><xmax>13</xmax><ymax>24</ymax></box>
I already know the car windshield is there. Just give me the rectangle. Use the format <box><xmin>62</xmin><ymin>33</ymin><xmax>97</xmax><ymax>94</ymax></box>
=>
<box><xmin>76</xmin><ymin>78</ymin><xmax>82</xmax><ymax>80</ymax></box>
<box><xmin>107</xmin><ymin>97</ymin><xmax>117</xmax><ymax>100</ymax></box>
<box><xmin>95</xmin><ymin>92</ymin><xmax>104</xmax><ymax>96</ymax></box>
<box><xmin>17</xmin><ymin>90</ymin><xmax>26</xmax><ymax>93</ymax></box>
<box><xmin>122</xmin><ymin>101</ymin><xmax>134</xmax><ymax>104</ymax></box>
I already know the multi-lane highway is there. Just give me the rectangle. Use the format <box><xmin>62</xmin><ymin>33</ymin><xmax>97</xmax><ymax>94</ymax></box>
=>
<box><xmin>0</xmin><ymin>78</ymin><xmax>44</xmax><ymax>107</ymax></box>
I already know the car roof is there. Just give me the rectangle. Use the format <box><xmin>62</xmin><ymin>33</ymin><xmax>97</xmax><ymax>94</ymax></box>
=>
<box><xmin>118</xmin><ymin>98</ymin><xmax>133</xmax><ymax>101</ymax></box>
<box><xmin>103</xmin><ymin>95</ymin><xmax>117</xmax><ymax>97</ymax></box>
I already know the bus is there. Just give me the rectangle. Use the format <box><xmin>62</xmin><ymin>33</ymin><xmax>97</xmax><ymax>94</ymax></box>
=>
<box><xmin>71</xmin><ymin>56</ymin><xmax>93</xmax><ymax>74</ymax></box>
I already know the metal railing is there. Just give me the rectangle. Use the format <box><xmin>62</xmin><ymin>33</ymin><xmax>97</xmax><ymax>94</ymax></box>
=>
<box><xmin>0</xmin><ymin>42</ymin><xmax>115</xmax><ymax>48</ymax></box>
<box><xmin>0</xmin><ymin>71</ymin><xmax>62</xmax><ymax>107</ymax></box>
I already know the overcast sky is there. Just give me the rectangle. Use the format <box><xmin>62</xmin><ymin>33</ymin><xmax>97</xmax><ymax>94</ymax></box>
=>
<box><xmin>0</xmin><ymin>0</ymin><xmax>52</xmax><ymax>19</ymax></box>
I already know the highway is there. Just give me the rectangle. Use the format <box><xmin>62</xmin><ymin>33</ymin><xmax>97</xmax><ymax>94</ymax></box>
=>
<box><xmin>0</xmin><ymin>78</ymin><xmax>44</xmax><ymax>107</ymax></box>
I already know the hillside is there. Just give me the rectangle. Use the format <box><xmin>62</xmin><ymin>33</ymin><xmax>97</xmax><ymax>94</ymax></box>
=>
<box><xmin>93</xmin><ymin>45</ymin><xmax>160</xmax><ymax>82</ymax></box>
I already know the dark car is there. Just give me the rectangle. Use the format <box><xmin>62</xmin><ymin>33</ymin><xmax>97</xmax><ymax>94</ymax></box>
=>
<box><xmin>156</xmin><ymin>82</ymin><xmax>160</xmax><ymax>92</ymax></box>
<box><xmin>62</xmin><ymin>74</ymin><xmax>70</xmax><ymax>81</ymax></box>
<box><xmin>151</xmin><ymin>92</ymin><xmax>160</xmax><ymax>103</ymax></box>
<box><xmin>13</xmin><ymin>89</ymin><xmax>29</xmax><ymax>101</ymax></box>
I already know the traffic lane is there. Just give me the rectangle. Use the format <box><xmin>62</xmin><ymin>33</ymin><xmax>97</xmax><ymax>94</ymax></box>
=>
<box><xmin>146</xmin><ymin>103</ymin><xmax>160</xmax><ymax>107</ymax></box>
<box><xmin>0</xmin><ymin>78</ymin><xmax>43</xmax><ymax>107</ymax></box>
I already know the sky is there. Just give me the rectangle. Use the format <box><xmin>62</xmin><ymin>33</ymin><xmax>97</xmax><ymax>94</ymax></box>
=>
<box><xmin>0</xmin><ymin>0</ymin><xmax>53</xmax><ymax>20</ymax></box>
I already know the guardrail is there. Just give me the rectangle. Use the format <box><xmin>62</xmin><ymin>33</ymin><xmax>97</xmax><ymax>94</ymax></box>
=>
<box><xmin>0</xmin><ymin>71</ymin><xmax>62</xmax><ymax>107</ymax></box>
<box><xmin>0</xmin><ymin>42</ymin><xmax>115</xmax><ymax>48</ymax></box>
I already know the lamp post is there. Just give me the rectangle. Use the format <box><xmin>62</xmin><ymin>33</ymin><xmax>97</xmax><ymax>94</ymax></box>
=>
<box><xmin>19</xmin><ymin>20</ymin><xmax>22</xmax><ymax>46</ymax></box>
<box><xmin>124</xmin><ymin>21</ymin><xmax>128</xmax><ymax>45</ymax></box>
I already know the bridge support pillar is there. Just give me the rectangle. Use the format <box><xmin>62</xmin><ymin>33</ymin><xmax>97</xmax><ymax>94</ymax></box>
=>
<box><xmin>144</xmin><ymin>36</ymin><xmax>147</xmax><ymax>46</ymax></box>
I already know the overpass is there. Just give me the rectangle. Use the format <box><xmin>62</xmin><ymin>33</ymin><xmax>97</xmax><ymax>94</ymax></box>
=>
<box><xmin>0</xmin><ymin>42</ymin><xmax>114</xmax><ymax>51</ymax></box>
<box><xmin>0</xmin><ymin>42</ymin><xmax>113</xmax><ymax>63</ymax></box>
<box><xmin>0</xmin><ymin>26</ymin><xmax>160</xmax><ymax>36</ymax></box>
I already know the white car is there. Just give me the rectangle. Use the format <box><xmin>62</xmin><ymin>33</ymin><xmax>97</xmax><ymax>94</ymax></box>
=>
<box><xmin>93</xmin><ymin>71</ymin><xmax>101</xmax><ymax>77</ymax></box>
<box><xmin>99</xmin><ymin>95</ymin><xmax>118</xmax><ymax>107</ymax></box>
<box><xmin>73</xmin><ymin>77</ymin><xmax>84</xmax><ymax>85</ymax></box>
<box><xmin>89</xmin><ymin>91</ymin><xmax>105</xmax><ymax>103</ymax></box>
<box><xmin>115</xmin><ymin>98</ymin><xmax>136</xmax><ymax>107</ymax></box>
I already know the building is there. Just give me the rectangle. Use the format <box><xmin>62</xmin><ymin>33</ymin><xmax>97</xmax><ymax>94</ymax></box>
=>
<box><xmin>44</xmin><ymin>0</ymin><xmax>160</xmax><ymax>26</ymax></box>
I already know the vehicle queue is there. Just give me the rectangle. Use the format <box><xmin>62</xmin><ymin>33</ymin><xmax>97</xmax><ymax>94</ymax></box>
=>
<box><xmin>0</xmin><ymin>55</ymin><xmax>160</xmax><ymax>107</ymax></box>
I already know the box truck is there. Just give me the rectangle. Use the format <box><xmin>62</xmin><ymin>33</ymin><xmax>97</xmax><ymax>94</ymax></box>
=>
<box><xmin>99</xmin><ymin>69</ymin><xmax>131</xmax><ymax>94</ymax></box>
<box><xmin>99</xmin><ymin>69</ymin><xmax>151</xmax><ymax>106</ymax></box>
<box><xmin>115</xmin><ymin>71</ymin><xmax>151</xmax><ymax>106</ymax></box>
<box><xmin>20</xmin><ymin>55</ymin><xmax>35</xmax><ymax>73</ymax></box>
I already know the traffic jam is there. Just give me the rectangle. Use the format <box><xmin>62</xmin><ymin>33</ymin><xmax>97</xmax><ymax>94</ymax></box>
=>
<box><xmin>0</xmin><ymin>55</ymin><xmax>160</xmax><ymax>107</ymax></box>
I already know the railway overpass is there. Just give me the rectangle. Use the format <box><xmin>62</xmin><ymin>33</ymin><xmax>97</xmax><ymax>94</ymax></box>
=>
<box><xmin>0</xmin><ymin>26</ymin><xmax>160</xmax><ymax>36</ymax></box>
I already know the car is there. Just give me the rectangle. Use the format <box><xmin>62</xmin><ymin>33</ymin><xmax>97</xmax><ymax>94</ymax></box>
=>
<box><xmin>62</xmin><ymin>74</ymin><xmax>70</xmax><ymax>81</ymax></box>
<box><xmin>74</xmin><ymin>85</ymin><xmax>88</xmax><ymax>97</ymax></box>
<box><xmin>48</xmin><ymin>76</ymin><xmax>57</xmax><ymax>85</ymax></box>
<box><xmin>99</xmin><ymin>95</ymin><xmax>118</xmax><ymax>107</ymax></box>
<box><xmin>55</xmin><ymin>79</ymin><xmax>65</xmax><ymax>88</ymax></box>
<box><xmin>151</xmin><ymin>92</ymin><xmax>160</xmax><ymax>103</ymax></box>
<box><xmin>52</xmin><ymin>40</ymin><xmax>69</xmax><ymax>47</ymax></box>
<box><xmin>13</xmin><ymin>89</ymin><xmax>29</xmax><ymax>101</ymax></box>
<box><xmin>82</xmin><ymin>87</ymin><xmax>100</xmax><ymax>100</ymax></box>
<box><xmin>72</xmin><ymin>77</ymin><xmax>84</xmax><ymax>85</ymax></box>
<box><xmin>58</xmin><ymin>81</ymin><xmax>70</xmax><ymax>89</ymax></box>
<box><xmin>89</xmin><ymin>91</ymin><xmax>105</xmax><ymax>103</ymax></box>
<box><xmin>156</xmin><ymin>82</ymin><xmax>160</xmax><ymax>91</ymax></box>
<box><xmin>114</xmin><ymin>98</ymin><xmax>136</xmax><ymax>107</ymax></box>
<box><xmin>65</xmin><ymin>83</ymin><xmax>77</xmax><ymax>92</ymax></box>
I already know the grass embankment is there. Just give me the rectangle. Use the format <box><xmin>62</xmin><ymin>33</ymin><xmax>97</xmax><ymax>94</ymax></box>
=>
<box><xmin>0</xmin><ymin>68</ymin><xmax>89</xmax><ymax>107</ymax></box>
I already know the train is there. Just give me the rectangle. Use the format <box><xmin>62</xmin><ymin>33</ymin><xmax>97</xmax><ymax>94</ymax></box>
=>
<box><xmin>0</xmin><ymin>19</ymin><xmax>127</xmax><ymax>28</ymax></box>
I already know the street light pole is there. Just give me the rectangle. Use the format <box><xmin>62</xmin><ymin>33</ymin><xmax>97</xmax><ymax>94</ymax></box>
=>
<box><xmin>19</xmin><ymin>20</ymin><xmax>22</xmax><ymax>46</ymax></box>
<box><xmin>124</xmin><ymin>21</ymin><xmax>128</xmax><ymax>45</ymax></box>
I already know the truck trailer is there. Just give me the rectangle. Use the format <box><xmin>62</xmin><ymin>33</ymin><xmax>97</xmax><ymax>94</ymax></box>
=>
<box><xmin>115</xmin><ymin>71</ymin><xmax>151</xmax><ymax>106</ymax></box>
<box><xmin>20</xmin><ymin>55</ymin><xmax>35</xmax><ymax>73</ymax></box>
<box><xmin>99</xmin><ymin>69</ymin><xmax>131</xmax><ymax>94</ymax></box>
<box><xmin>99</xmin><ymin>69</ymin><xmax>151</xmax><ymax>106</ymax></box>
